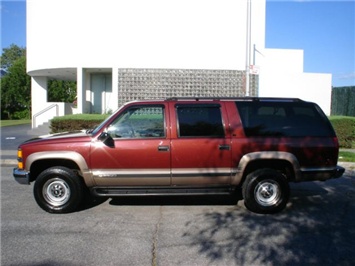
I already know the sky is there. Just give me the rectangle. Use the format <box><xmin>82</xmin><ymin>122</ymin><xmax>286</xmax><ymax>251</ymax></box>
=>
<box><xmin>1</xmin><ymin>0</ymin><xmax>354</xmax><ymax>87</ymax></box>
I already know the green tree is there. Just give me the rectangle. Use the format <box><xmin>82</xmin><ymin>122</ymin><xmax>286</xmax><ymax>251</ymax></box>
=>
<box><xmin>1</xmin><ymin>56</ymin><xmax>31</xmax><ymax>119</ymax></box>
<box><xmin>0</xmin><ymin>44</ymin><xmax>26</xmax><ymax>70</ymax></box>
<box><xmin>0</xmin><ymin>44</ymin><xmax>77</xmax><ymax>119</ymax></box>
<box><xmin>48</xmin><ymin>80</ymin><xmax>77</xmax><ymax>103</ymax></box>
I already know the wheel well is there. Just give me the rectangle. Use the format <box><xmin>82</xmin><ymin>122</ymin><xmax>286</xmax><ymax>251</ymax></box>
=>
<box><xmin>29</xmin><ymin>159</ymin><xmax>81</xmax><ymax>182</ymax></box>
<box><xmin>242</xmin><ymin>159</ymin><xmax>295</xmax><ymax>183</ymax></box>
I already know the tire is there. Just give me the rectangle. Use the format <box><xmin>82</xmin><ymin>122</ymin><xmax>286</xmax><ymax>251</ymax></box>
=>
<box><xmin>242</xmin><ymin>168</ymin><xmax>290</xmax><ymax>214</ymax></box>
<box><xmin>33</xmin><ymin>166</ymin><xmax>84</xmax><ymax>213</ymax></box>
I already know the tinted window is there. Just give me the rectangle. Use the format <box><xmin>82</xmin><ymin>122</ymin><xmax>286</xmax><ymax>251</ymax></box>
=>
<box><xmin>108</xmin><ymin>106</ymin><xmax>165</xmax><ymax>138</ymax></box>
<box><xmin>236</xmin><ymin>101</ymin><xmax>335</xmax><ymax>137</ymax></box>
<box><xmin>176</xmin><ymin>104</ymin><xmax>224</xmax><ymax>137</ymax></box>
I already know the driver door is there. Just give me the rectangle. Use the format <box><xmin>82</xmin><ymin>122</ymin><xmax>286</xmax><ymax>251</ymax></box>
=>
<box><xmin>90</xmin><ymin>104</ymin><xmax>171</xmax><ymax>186</ymax></box>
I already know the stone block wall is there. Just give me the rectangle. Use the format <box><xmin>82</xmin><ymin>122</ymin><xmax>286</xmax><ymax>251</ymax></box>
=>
<box><xmin>117</xmin><ymin>68</ymin><xmax>258</xmax><ymax>105</ymax></box>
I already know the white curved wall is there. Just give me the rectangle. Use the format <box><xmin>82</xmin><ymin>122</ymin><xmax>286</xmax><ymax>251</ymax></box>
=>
<box><xmin>27</xmin><ymin>0</ymin><xmax>265</xmax><ymax>72</ymax></box>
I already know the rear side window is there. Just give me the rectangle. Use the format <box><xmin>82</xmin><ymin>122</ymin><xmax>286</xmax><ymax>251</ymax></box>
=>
<box><xmin>176</xmin><ymin>104</ymin><xmax>224</xmax><ymax>137</ymax></box>
<box><xmin>236</xmin><ymin>101</ymin><xmax>335</xmax><ymax>137</ymax></box>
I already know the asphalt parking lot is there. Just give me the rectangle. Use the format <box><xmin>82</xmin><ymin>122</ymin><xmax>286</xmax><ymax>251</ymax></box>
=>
<box><xmin>1</xmin><ymin>165</ymin><xmax>355</xmax><ymax>266</ymax></box>
<box><xmin>1</xmin><ymin>125</ymin><xmax>355</xmax><ymax>265</ymax></box>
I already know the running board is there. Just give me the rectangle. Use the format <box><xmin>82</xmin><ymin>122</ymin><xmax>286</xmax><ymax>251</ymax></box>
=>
<box><xmin>91</xmin><ymin>186</ymin><xmax>234</xmax><ymax>197</ymax></box>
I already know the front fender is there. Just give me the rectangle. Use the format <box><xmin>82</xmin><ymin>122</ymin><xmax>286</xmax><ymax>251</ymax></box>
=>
<box><xmin>26</xmin><ymin>151</ymin><xmax>93</xmax><ymax>186</ymax></box>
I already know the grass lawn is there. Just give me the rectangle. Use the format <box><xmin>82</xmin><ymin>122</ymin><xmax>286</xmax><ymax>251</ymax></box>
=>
<box><xmin>339</xmin><ymin>151</ymin><xmax>355</xmax><ymax>163</ymax></box>
<box><xmin>52</xmin><ymin>114</ymin><xmax>108</xmax><ymax>121</ymax></box>
<box><xmin>0</xmin><ymin>120</ymin><xmax>31</xmax><ymax>127</ymax></box>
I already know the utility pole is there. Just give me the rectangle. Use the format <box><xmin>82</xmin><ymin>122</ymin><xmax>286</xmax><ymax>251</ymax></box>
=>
<box><xmin>245</xmin><ymin>0</ymin><xmax>252</xmax><ymax>96</ymax></box>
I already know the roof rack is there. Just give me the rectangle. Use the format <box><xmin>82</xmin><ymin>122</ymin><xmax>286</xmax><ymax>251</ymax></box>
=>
<box><xmin>165</xmin><ymin>97</ymin><xmax>303</xmax><ymax>102</ymax></box>
<box><xmin>165</xmin><ymin>97</ymin><xmax>221</xmax><ymax>101</ymax></box>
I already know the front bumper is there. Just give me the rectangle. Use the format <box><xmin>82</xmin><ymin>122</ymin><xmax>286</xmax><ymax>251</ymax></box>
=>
<box><xmin>13</xmin><ymin>168</ymin><xmax>30</xmax><ymax>185</ymax></box>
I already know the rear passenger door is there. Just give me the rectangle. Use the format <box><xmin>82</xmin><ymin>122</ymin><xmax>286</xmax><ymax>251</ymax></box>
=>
<box><xmin>169</xmin><ymin>102</ymin><xmax>232</xmax><ymax>186</ymax></box>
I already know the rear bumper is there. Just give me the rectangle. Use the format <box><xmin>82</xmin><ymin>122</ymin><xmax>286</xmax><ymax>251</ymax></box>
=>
<box><xmin>13</xmin><ymin>168</ymin><xmax>30</xmax><ymax>185</ymax></box>
<box><xmin>299</xmin><ymin>165</ymin><xmax>345</xmax><ymax>182</ymax></box>
<box><xmin>334</xmin><ymin>165</ymin><xmax>346</xmax><ymax>178</ymax></box>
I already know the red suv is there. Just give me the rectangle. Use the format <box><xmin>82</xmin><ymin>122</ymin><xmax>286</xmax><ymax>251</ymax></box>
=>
<box><xmin>14</xmin><ymin>97</ymin><xmax>344</xmax><ymax>214</ymax></box>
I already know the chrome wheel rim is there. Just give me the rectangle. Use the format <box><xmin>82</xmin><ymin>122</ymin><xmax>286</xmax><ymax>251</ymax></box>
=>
<box><xmin>254</xmin><ymin>179</ymin><xmax>281</xmax><ymax>207</ymax></box>
<box><xmin>43</xmin><ymin>178</ymin><xmax>70</xmax><ymax>207</ymax></box>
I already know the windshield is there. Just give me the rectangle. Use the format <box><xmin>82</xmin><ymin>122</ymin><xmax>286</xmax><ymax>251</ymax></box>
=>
<box><xmin>88</xmin><ymin>105</ymin><xmax>126</xmax><ymax>136</ymax></box>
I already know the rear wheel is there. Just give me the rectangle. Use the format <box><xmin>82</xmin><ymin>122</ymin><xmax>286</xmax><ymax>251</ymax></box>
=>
<box><xmin>242</xmin><ymin>169</ymin><xmax>290</xmax><ymax>214</ymax></box>
<box><xmin>34</xmin><ymin>166</ymin><xmax>84</xmax><ymax>213</ymax></box>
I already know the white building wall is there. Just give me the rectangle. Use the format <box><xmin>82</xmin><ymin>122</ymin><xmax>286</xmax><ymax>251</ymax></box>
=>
<box><xmin>27</xmin><ymin>0</ymin><xmax>265</xmax><ymax>72</ymax></box>
<box><xmin>31</xmin><ymin>77</ymin><xmax>69</xmax><ymax>127</ymax></box>
<box><xmin>259</xmin><ymin>49</ymin><xmax>332</xmax><ymax>114</ymax></box>
<box><xmin>27</xmin><ymin>0</ymin><xmax>332</xmax><ymax>127</ymax></box>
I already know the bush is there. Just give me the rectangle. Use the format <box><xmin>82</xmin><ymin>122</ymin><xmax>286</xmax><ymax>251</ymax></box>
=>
<box><xmin>13</xmin><ymin>109</ymin><xmax>31</xmax><ymax>120</ymax></box>
<box><xmin>50</xmin><ymin>114</ymin><xmax>109</xmax><ymax>133</ymax></box>
<box><xmin>330</xmin><ymin>116</ymin><xmax>355</xmax><ymax>148</ymax></box>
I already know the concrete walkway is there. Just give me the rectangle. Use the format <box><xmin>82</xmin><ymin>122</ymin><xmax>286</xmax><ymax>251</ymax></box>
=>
<box><xmin>0</xmin><ymin>150</ymin><xmax>17</xmax><ymax>165</ymax></box>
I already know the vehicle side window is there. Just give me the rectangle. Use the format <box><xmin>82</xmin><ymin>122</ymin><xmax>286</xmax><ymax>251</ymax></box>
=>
<box><xmin>176</xmin><ymin>104</ymin><xmax>224</xmax><ymax>137</ymax></box>
<box><xmin>236</xmin><ymin>102</ymin><xmax>334</xmax><ymax>137</ymax></box>
<box><xmin>107</xmin><ymin>106</ymin><xmax>165</xmax><ymax>138</ymax></box>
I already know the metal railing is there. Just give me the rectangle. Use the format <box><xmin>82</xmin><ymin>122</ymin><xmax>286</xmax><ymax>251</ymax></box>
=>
<box><xmin>33</xmin><ymin>104</ymin><xmax>59</xmax><ymax>128</ymax></box>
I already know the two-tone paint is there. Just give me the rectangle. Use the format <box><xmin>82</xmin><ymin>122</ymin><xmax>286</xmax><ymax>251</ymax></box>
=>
<box><xmin>14</xmin><ymin>98</ymin><xmax>344</xmax><ymax>194</ymax></box>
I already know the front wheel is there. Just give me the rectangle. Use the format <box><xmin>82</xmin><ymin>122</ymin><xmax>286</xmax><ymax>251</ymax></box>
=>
<box><xmin>242</xmin><ymin>169</ymin><xmax>290</xmax><ymax>214</ymax></box>
<box><xmin>34</xmin><ymin>166</ymin><xmax>84</xmax><ymax>213</ymax></box>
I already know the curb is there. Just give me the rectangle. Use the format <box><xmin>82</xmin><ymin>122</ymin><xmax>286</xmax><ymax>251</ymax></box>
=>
<box><xmin>1</xmin><ymin>159</ymin><xmax>17</xmax><ymax>166</ymax></box>
<box><xmin>338</xmin><ymin>162</ymin><xmax>355</xmax><ymax>169</ymax></box>
<box><xmin>338</xmin><ymin>162</ymin><xmax>355</xmax><ymax>176</ymax></box>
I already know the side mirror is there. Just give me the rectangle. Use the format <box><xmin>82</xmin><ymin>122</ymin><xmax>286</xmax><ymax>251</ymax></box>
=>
<box><xmin>98</xmin><ymin>132</ymin><xmax>114</xmax><ymax>148</ymax></box>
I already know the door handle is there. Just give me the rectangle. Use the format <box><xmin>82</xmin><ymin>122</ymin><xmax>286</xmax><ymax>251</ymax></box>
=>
<box><xmin>158</xmin><ymin>146</ymin><xmax>170</xmax><ymax>152</ymax></box>
<box><xmin>219</xmin><ymin>145</ymin><xmax>230</xmax><ymax>151</ymax></box>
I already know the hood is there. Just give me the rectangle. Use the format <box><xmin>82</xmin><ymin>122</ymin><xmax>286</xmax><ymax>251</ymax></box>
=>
<box><xmin>22</xmin><ymin>130</ymin><xmax>89</xmax><ymax>144</ymax></box>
